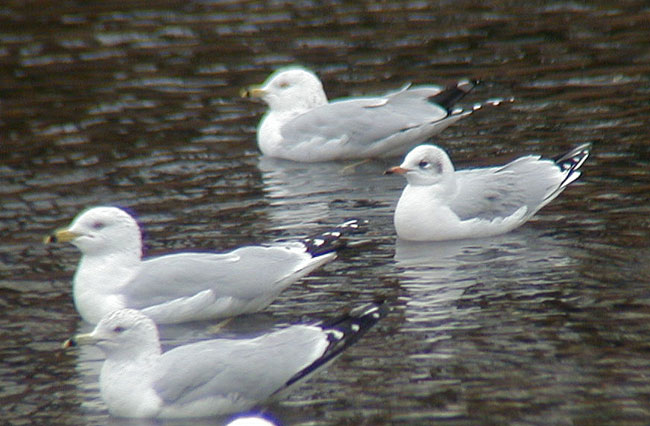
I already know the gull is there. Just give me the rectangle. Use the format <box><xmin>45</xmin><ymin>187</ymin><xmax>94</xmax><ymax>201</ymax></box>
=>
<box><xmin>63</xmin><ymin>304</ymin><xmax>386</xmax><ymax>418</ymax></box>
<box><xmin>243</xmin><ymin>66</ymin><xmax>492</xmax><ymax>162</ymax></box>
<box><xmin>226</xmin><ymin>416</ymin><xmax>276</xmax><ymax>426</ymax></box>
<box><xmin>385</xmin><ymin>143</ymin><xmax>591</xmax><ymax>241</ymax></box>
<box><xmin>46</xmin><ymin>206</ymin><xmax>362</xmax><ymax>324</ymax></box>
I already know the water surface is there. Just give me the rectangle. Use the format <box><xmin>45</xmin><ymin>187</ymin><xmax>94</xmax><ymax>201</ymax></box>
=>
<box><xmin>1</xmin><ymin>1</ymin><xmax>649</xmax><ymax>425</ymax></box>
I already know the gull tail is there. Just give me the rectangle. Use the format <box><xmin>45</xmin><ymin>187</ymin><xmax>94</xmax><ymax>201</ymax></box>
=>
<box><xmin>553</xmin><ymin>142</ymin><xmax>592</xmax><ymax>189</ymax></box>
<box><xmin>282</xmin><ymin>301</ymin><xmax>389</xmax><ymax>390</ymax></box>
<box><xmin>539</xmin><ymin>142</ymin><xmax>592</xmax><ymax>205</ymax></box>
<box><xmin>428</xmin><ymin>79</ymin><xmax>477</xmax><ymax>112</ymax></box>
<box><xmin>429</xmin><ymin>79</ymin><xmax>514</xmax><ymax>121</ymax></box>
<box><xmin>301</xmin><ymin>219</ymin><xmax>367</xmax><ymax>257</ymax></box>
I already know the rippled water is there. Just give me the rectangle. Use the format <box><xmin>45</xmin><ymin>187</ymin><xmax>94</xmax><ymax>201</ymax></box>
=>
<box><xmin>1</xmin><ymin>1</ymin><xmax>649</xmax><ymax>425</ymax></box>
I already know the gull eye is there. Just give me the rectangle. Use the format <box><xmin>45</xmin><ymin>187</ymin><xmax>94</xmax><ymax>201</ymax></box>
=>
<box><xmin>113</xmin><ymin>326</ymin><xmax>125</xmax><ymax>333</ymax></box>
<box><xmin>277</xmin><ymin>80</ymin><xmax>289</xmax><ymax>89</ymax></box>
<box><xmin>418</xmin><ymin>160</ymin><xmax>430</xmax><ymax>169</ymax></box>
<box><xmin>91</xmin><ymin>221</ymin><xmax>105</xmax><ymax>230</ymax></box>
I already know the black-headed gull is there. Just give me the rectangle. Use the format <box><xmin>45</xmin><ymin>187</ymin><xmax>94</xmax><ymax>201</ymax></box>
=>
<box><xmin>63</xmin><ymin>304</ymin><xmax>387</xmax><ymax>418</ymax></box>
<box><xmin>244</xmin><ymin>66</ymin><xmax>487</xmax><ymax>162</ymax></box>
<box><xmin>386</xmin><ymin>143</ymin><xmax>591</xmax><ymax>241</ymax></box>
<box><xmin>46</xmin><ymin>206</ymin><xmax>362</xmax><ymax>324</ymax></box>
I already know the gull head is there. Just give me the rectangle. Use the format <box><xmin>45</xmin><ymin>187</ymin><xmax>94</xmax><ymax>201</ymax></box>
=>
<box><xmin>244</xmin><ymin>66</ymin><xmax>328</xmax><ymax>113</ymax></box>
<box><xmin>385</xmin><ymin>144</ymin><xmax>455</xmax><ymax>186</ymax></box>
<box><xmin>64</xmin><ymin>308</ymin><xmax>161</xmax><ymax>357</ymax></box>
<box><xmin>46</xmin><ymin>206</ymin><xmax>142</xmax><ymax>257</ymax></box>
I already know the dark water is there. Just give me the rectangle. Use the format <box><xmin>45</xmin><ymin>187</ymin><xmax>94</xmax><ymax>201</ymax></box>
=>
<box><xmin>1</xmin><ymin>1</ymin><xmax>649</xmax><ymax>424</ymax></box>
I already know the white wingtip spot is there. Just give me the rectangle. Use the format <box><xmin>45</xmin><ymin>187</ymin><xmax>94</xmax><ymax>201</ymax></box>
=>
<box><xmin>458</xmin><ymin>79</ymin><xmax>474</xmax><ymax>92</ymax></box>
<box><xmin>341</xmin><ymin>219</ymin><xmax>359</xmax><ymax>228</ymax></box>
<box><xmin>473</xmin><ymin>97</ymin><xmax>514</xmax><ymax>111</ymax></box>
<box><xmin>326</xmin><ymin>329</ymin><xmax>344</xmax><ymax>340</ymax></box>
<box><xmin>351</xmin><ymin>324</ymin><xmax>360</xmax><ymax>332</ymax></box>
<box><xmin>489</xmin><ymin>96</ymin><xmax>514</xmax><ymax>106</ymax></box>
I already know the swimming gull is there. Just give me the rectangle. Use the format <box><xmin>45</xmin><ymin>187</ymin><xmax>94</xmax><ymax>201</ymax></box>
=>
<box><xmin>385</xmin><ymin>143</ymin><xmax>591</xmax><ymax>241</ymax></box>
<box><xmin>62</xmin><ymin>303</ymin><xmax>387</xmax><ymax>418</ymax></box>
<box><xmin>46</xmin><ymin>206</ymin><xmax>362</xmax><ymax>324</ymax></box>
<box><xmin>243</xmin><ymin>66</ymin><xmax>494</xmax><ymax>162</ymax></box>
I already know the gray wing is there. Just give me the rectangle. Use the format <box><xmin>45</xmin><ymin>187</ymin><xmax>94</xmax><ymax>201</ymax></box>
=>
<box><xmin>280</xmin><ymin>89</ymin><xmax>449</xmax><ymax>151</ymax></box>
<box><xmin>451</xmin><ymin>155</ymin><xmax>565</xmax><ymax>221</ymax></box>
<box><xmin>122</xmin><ymin>244</ymin><xmax>316</xmax><ymax>308</ymax></box>
<box><xmin>153</xmin><ymin>325</ymin><xmax>328</xmax><ymax>406</ymax></box>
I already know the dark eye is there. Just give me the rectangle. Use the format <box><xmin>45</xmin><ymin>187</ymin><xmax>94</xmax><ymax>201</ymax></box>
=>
<box><xmin>113</xmin><ymin>326</ymin><xmax>125</xmax><ymax>333</ymax></box>
<box><xmin>277</xmin><ymin>81</ymin><xmax>289</xmax><ymax>89</ymax></box>
<box><xmin>92</xmin><ymin>221</ymin><xmax>105</xmax><ymax>230</ymax></box>
<box><xmin>418</xmin><ymin>160</ymin><xmax>430</xmax><ymax>168</ymax></box>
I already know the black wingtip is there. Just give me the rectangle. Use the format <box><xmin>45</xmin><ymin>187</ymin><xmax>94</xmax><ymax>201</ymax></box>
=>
<box><xmin>320</xmin><ymin>300</ymin><xmax>389</xmax><ymax>331</ymax></box>
<box><xmin>551</xmin><ymin>142</ymin><xmax>592</xmax><ymax>189</ymax></box>
<box><xmin>553</xmin><ymin>142</ymin><xmax>592</xmax><ymax>171</ymax></box>
<box><xmin>302</xmin><ymin>219</ymin><xmax>368</xmax><ymax>257</ymax></box>
<box><xmin>553</xmin><ymin>142</ymin><xmax>592</xmax><ymax>162</ymax></box>
<box><xmin>428</xmin><ymin>79</ymin><xmax>477</xmax><ymax>111</ymax></box>
<box><xmin>282</xmin><ymin>301</ymin><xmax>389</xmax><ymax>389</ymax></box>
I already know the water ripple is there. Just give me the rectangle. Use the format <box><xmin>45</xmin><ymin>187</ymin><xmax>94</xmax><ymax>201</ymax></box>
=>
<box><xmin>1</xmin><ymin>0</ymin><xmax>649</xmax><ymax>424</ymax></box>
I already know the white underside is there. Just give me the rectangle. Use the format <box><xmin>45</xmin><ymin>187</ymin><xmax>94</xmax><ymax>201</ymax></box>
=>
<box><xmin>259</xmin><ymin>112</ymin><xmax>469</xmax><ymax>162</ymax></box>
<box><xmin>394</xmin><ymin>185</ymin><xmax>531</xmax><ymax>241</ymax></box>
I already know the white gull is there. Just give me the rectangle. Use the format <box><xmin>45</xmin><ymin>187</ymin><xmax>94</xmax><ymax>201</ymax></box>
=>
<box><xmin>46</xmin><ymin>206</ymin><xmax>361</xmax><ymax>324</ymax></box>
<box><xmin>244</xmin><ymin>66</ymin><xmax>500</xmax><ymax>162</ymax></box>
<box><xmin>63</xmin><ymin>304</ymin><xmax>386</xmax><ymax>418</ymax></box>
<box><xmin>386</xmin><ymin>143</ymin><xmax>591</xmax><ymax>241</ymax></box>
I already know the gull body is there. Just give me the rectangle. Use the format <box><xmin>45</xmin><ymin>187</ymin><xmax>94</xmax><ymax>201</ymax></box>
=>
<box><xmin>65</xmin><ymin>305</ymin><xmax>386</xmax><ymax>418</ymax></box>
<box><xmin>245</xmin><ymin>66</ymin><xmax>480</xmax><ymax>162</ymax></box>
<box><xmin>47</xmin><ymin>206</ymin><xmax>361</xmax><ymax>324</ymax></box>
<box><xmin>387</xmin><ymin>143</ymin><xmax>591</xmax><ymax>241</ymax></box>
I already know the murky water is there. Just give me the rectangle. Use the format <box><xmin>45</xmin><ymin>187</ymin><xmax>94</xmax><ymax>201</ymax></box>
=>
<box><xmin>1</xmin><ymin>1</ymin><xmax>649</xmax><ymax>424</ymax></box>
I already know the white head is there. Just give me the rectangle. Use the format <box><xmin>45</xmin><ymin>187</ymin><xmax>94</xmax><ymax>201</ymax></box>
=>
<box><xmin>247</xmin><ymin>66</ymin><xmax>328</xmax><ymax>113</ymax></box>
<box><xmin>65</xmin><ymin>308</ymin><xmax>161</xmax><ymax>358</ymax></box>
<box><xmin>47</xmin><ymin>206</ymin><xmax>142</xmax><ymax>257</ymax></box>
<box><xmin>386</xmin><ymin>144</ymin><xmax>455</xmax><ymax>186</ymax></box>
